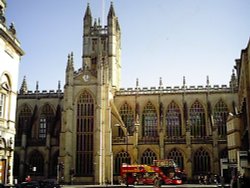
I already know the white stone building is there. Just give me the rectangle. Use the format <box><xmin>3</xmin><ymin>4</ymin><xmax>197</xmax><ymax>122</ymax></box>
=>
<box><xmin>0</xmin><ymin>0</ymin><xmax>24</xmax><ymax>184</ymax></box>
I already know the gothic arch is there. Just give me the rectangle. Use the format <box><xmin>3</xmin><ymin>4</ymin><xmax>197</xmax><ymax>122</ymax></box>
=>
<box><xmin>213</xmin><ymin>99</ymin><xmax>228</xmax><ymax>137</ymax></box>
<box><xmin>165</xmin><ymin>101</ymin><xmax>182</xmax><ymax>137</ymax></box>
<box><xmin>16</xmin><ymin>103</ymin><xmax>32</xmax><ymax>138</ymax></box>
<box><xmin>119</xmin><ymin>102</ymin><xmax>135</xmax><ymax>136</ymax></box>
<box><xmin>192</xmin><ymin>147</ymin><xmax>211</xmax><ymax>175</ymax></box>
<box><xmin>140</xmin><ymin>148</ymin><xmax>157</xmax><ymax>165</ymax></box>
<box><xmin>17</xmin><ymin>103</ymin><xmax>33</xmax><ymax>115</ymax></box>
<box><xmin>39</xmin><ymin>103</ymin><xmax>55</xmax><ymax>114</ymax></box>
<box><xmin>76</xmin><ymin>90</ymin><xmax>94</xmax><ymax>176</ymax></box>
<box><xmin>36</xmin><ymin>103</ymin><xmax>55</xmax><ymax>139</ymax></box>
<box><xmin>166</xmin><ymin>148</ymin><xmax>184</xmax><ymax>169</ymax></box>
<box><xmin>114</xmin><ymin>150</ymin><xmax>131</xmax><ymax>175</ymax></box>
<box><xmin>75</xmin><ymin>89</ymin><xmax>96</xmax><ymax>104</ymax></box>
<box><xmin>189</xmin><ymin>100</ymin><xmax>206</xmax><ymax>137</ymax></box>
<box><xmin>142</xmin><ymin>101</ymin><xmax>158</xmax><ymax>137</ymax></box>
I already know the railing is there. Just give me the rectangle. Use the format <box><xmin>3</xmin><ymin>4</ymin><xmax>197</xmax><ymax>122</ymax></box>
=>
<box><xmin>112</xmin><ymin>137</ymin><xmax>126</xmax><ymax>144</ymax></box>
<box><xmin>164</xmin><ymin>136</ymin><xmax>186</xmax><ymax>143</ymax></box>
<box><xmin>191</xmin><ymin>136</ymin><xmax>213</xmax><ymax>144</ymax></box>
<box><xmin>138</xmin><ymin>136</ymin><xmax>159</xmax><ymax>144</ymax></box>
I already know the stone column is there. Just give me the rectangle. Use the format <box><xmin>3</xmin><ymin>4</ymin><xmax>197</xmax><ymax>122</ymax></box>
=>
<box><xmin>185</xmin><ymin>121</ymin><xmax>192</xmax><ymax>180</ymax></box>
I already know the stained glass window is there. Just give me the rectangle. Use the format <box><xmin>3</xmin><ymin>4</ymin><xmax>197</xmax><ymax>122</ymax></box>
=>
<box><xmin>142</xmin><ymin>102</ymin><xmax>158</xmax><ymax>137</ymax></box>
<box><xmin>166</xmin><ymin>101</ymin><xmax>182</xmax><ymax>137</ymax></box>
<box><xmin>190</xmin><ymin>100</ymin><xmax>206</xmax><ymax>137</ymax></box>
<box><xmin>76</xmin><ymin>91</ymin><xmax>94</xmax><ymax>176</ymax></box>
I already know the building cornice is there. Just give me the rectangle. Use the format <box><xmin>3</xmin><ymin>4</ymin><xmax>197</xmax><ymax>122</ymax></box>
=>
<box><xmin>0</xmin><ymin>26</ymin><xmax>24</xmax><ymax>56</ymax></box>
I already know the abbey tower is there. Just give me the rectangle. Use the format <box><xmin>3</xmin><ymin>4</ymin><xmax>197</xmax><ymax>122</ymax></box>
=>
<box><xmin>59</xmin><ymin>3</ymin><xmax>121</xmax><ymax>184</ymax></box>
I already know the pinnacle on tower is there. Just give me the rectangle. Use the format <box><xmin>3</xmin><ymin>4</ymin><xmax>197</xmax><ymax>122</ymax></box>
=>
<box><xmin>136</xmin><ymin>78</ymin><xmax>139</xmax><ymax>88</ymax></box>
<box><xmin>230</xmin><ymin>69</ymin><xmax>237</xmax><ymax>90</ymax></box>
<box><xmin>108</xmin><ymin>2</ymin><xmax>116</xmax><ymax>18</ymax></box>
<box><xmin>159</xmin><ymin>77</ymin><xmax>163</xmax><ymax>87</ymax></box>
<box><xmin>19</xmin><ymin>76</ymin><xmax>28</xmax><ymax>94</ymax></box>
<box><xmin>70</xmin><ymin>52</ymin><xmax>74</xmax><ymax>65</ymax></box>
<box><xmin>36</xmin><ymin>81</ymin><xmax>39</xmax><ymax>92</ymax></box>
<box><xmin>66</xmin><ymin>53</ymin><xmax>74</xmax><ymax>71</ymax></box>
<box><xmin>206</xmin><ymin>75</ymin><xmax>210</xmax><ymax>86</ymax></box>
<box><xmin>57</xmin><ymin>80</ymin><xmax>61</xmax><ymax>91</ymax></box>
<box><xmin>183</xmin><ymin>76</ymin><xmax>186</xmax><ymax>86</ymax></box>
<box><xmin>84</xmin><ymin>3</ymin><xmax>92</xmax><ymax>36</ymax></box>
<box><xmin>84</xmin><ymin>3</ymin><xmax>92</xmax><ymax>20</ymax></box>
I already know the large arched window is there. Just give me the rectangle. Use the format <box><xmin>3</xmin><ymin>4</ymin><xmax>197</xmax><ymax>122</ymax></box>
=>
<box><xmin>213</xmin><ymin>100</ymin><xmax>228</xmax><ymax>137</ymax></box>
<box><xmin>39</xmin><ymin>104</ymin><xmax>54</xmax><ymax>139</ymax></box>
<box><xmin>142</xmin><ymin>102</ymin><xmax>158</xmax><ymax>137</ymax></box>
<box><xmin>141</xmin><ymin>149</ymin><xmax>157</xmax><ymax>165</ymax></box>
<box><xmin>166</xmin><ymin>101</ymin><xmax>182</xmax><ymax>137</ymax></box>
<box><xmin>167</xmin><ymin>148</ymin><xmax>184</xmax><ymax>170</ymax></box>
<box><xmin>119</xmin><ymin>102</ymin><xmax>134</xmax><ymax>136</ymax></box>
<box><xmin>190</xmin><ymin>100</ymin><xmax>206</xmax><ymax>137</ymax></box>
<box><xmin>193</xmin><ymin>147</ymin><xmax>211</xmax><ymax>175</ymax></box>
<box><xmin>17</xmin><ymin>104</ymin><xmax>32</xmax><ymax>140</ymax></box>
<box><xmin>76</xmin><ymin>91</ymin><xmax>94</xmax><ymax>176</ymax></box>
<box><xmin>114</xmin><ymin>151</ymin><xmax>131</xmax><ymax>175</ymax></box>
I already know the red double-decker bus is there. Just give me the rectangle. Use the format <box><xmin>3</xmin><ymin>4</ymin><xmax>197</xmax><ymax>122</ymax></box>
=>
<box><xmin>120</xmin><ymin>159</ymin><xmax>183</xmax><ymax>185</ymax></box>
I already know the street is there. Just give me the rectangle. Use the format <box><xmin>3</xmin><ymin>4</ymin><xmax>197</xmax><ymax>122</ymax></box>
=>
<box><xmin>62</xmin><ymin>184</ymin><xmax>230</xmax><ymax>188</ymax></box>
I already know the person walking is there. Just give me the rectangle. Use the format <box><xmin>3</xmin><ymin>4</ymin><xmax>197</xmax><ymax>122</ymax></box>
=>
<box><xmin>25</xmin><ymin>175</ymin><xmax>31</xmax><ymax>182</ymax></box>
<box><xmin>154</xmin><ymin>174</ymin><xmax>161</xmax><ymax>188</ymax></box>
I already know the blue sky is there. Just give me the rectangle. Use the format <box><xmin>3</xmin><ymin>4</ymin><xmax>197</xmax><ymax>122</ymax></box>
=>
<box><xmin>6</xmin><ymin>0</ymin><xmax>250</xmax><ymax>91</ymax></box>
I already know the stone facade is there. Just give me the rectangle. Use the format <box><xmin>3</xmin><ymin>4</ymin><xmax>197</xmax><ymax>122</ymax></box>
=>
<box><xmin>14</xmin><ymin>2</ymin><xmax>242</xmax><ymax>185</ymax></box>
<box><xmin>0</xmin><ymin>0</ymin><xmax>24</xmax><ymax>184</ymax></box>
<box><xmin>227</xmin><ymin>39</ymin><xmax>250</xmax><ymax>178</ymax></box>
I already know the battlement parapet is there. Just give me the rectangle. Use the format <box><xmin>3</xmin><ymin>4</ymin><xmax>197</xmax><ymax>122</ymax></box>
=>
<box><xmin>18</xmin><ymin>89</ymin><xmax>63</xmax><ymax>99</ymax></box>
<box><xmin>117</xmin><ymin>84</ymin><xmax>235</xmax><ymax>95</ymax></box>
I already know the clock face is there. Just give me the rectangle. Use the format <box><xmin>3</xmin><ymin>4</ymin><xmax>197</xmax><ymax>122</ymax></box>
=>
<box><xmin>83</xmin><ymin>74</ymin><xmax>90</xmax><ymax>82</ymax></box>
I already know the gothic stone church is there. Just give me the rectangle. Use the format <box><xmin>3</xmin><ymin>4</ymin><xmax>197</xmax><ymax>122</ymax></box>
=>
<box><xmin>14</xmin><ymin>3</ymin><xmax>238</xmax><ymax>184</ymax></box>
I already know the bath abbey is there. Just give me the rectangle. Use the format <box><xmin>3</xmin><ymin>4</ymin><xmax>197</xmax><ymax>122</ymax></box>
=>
<box><xmin>8</xmin><ymin>2</ymin><xmax>250</xmax><ymax>185</ymax></box>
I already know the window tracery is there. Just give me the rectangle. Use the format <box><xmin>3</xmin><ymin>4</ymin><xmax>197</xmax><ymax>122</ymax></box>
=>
<box><xmin>213</xmin><ymin>100</ymin><xmax>228</xmax><ymax>137</ymax></box>
<box><xmin>142</xmin><ymin>102</ymin><xmax>158</xmax><ymax>137</ymax></box>
<box><xmin>141</xmin><ymin>149</ymin><xmax>157</xmax><ymax>165</ymax></box>
<box><xmin>39</xmin><ymin>104</ymin><xmax>54</xmax><ymax>139</ymax></box>
<box><xmin>17</xmin><ymin>104</ymin><xmax>32</xmax><ymax>139</ymax></box>
<box><xmin>76</xmin><ymin>91</ymin><xmax>94</xmax><ymax>176</ymax></box>
<box><xmin>190</xmin><ymin>100</ymin><xmax>206</xmax><ymax>137</ymax></box>
<box><xmin>119</xmin><ymin>102</ymin><xmax>134</xmax><ymax>136</ymax></box>
<box><xmin>167</xmin><ymin>148</ymin><xmax>184</xmax><ymax>169</ymax></box>
<box><xmin>114</xmin><ymin>151</ymin><xmax>131</xmax><ymax>175</ymax></box>
<box><xmin>166</xmin><ymin>101</ymin><xmax>182</xmax><ymax>137</ymax></box>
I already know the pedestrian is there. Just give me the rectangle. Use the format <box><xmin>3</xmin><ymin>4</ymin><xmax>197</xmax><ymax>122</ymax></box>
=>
<box><xmin>220</xmin><ymin>176</ymin><xmax>224</xmax><ymax>187</ymax></box>
<box><xmin>25</xmin><ymin>175</ymin><xmax>31</xmax><ymax>182</ymax></box>
<box><xmin>154</xmin><ymin>174</ymin><xmax>161</xmax><ymax>188</ymax></box>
